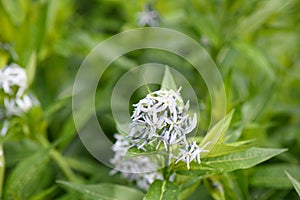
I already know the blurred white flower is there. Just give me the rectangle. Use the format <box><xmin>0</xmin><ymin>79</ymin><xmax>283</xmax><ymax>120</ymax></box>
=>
<box><xmin>0</xmin><ymin>63</ymin><xmax>27</xmax><ymax>97</ymax></box>
<box><xmin>110</xmin><ymin>134</ymin><xmax>163</xmax><ymax>190</ymax></box>
<box><xmin>4</xmin><ymin>98</ymin><xmax>22</xmax><ymax>117</ymax></box>
<box><xmin>175</xmin><ymin>141</ymin><xmax>210</xmax><ymax>169</ymax></box>
<box><xmin>137</xmin><ymin>5</ymin><xmax>159</xmax><ymax>27</ymax></box>
<box><xmin>0</xmin><ymin>120</ymin><xmax>9</xmax><ymax>136</ymax></box>
<box><xmin>4</xmin><ymin>94</ymin><xmax>36</xmax><ymax>118</ymax></box>
<box><xmin>16</xmin><ymin>94</ymin><xmax>36</xmax><ymax>112</ymax></box>
<box><xmin>129</xmin><ymin>87</ymin><xmax>197</xmax><ymax>150</ymax></box>
<box><xmin>0</xmin><ymin>63</ymin><xmax>38</xmax><ymax>137</ymax></box>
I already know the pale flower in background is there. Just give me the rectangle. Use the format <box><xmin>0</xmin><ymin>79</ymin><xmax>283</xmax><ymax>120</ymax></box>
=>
<box><xmin>0</xmin><ymin>63</ymin><xmax>27</xmax><ymax>97</ymax></box>
<box><xmin>137</xmin><ymin>4</ymin><xmax>159</xmax><ymax>27</ymax></box>
<box><xmin>110</xmin><ymin>134</ymin><xmax>163</xmax><ymax>190</ymax></box>
<box><xmin>0</xmin><ymin>120</ymin><xmax>9</xmax><ymax>136</ymax></box>
<box><xmin>16</xmin><ymin>94</ymin><xmax>36</xmax><ymax>112</ymax></box>
<box><xmin>0</xmin><ymin>63</ymin><xmax>37</xmax><ymax>136</ymax></box>
<box><xmin>4</xmin><ymin>98</ymin><xmax>22</xmax><ymax>117</ymax></box>
<box><xmin>4</xmin><ymin>95</ymin><xmax>35</xmax><ymax>117</ymax></box>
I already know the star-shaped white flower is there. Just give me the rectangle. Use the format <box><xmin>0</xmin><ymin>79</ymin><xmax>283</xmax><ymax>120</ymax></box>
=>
<box><xmin>175</xmin><ymin>141</ymin><xmax>210</xmax><ymax>169</ymax></box>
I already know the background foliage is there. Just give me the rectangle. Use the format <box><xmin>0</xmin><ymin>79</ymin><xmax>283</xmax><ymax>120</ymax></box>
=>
<box><xmin>0</xmin><ymin>0</ymin><xmax>299</xmax><ymax>199</ymax></box>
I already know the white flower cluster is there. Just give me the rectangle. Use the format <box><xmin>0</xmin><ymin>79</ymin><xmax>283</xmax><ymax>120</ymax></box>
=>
<box><xmin>0</xmin><ymin>63</ymin><xmax>27</xmax><ymax>97</ymax></box>
<box><xmin>130</xmin><ymin>88</ymin><xmax>197</xmax><ymax>150</ymax></box>
<box><xmin>0</xmin><ymin>63</ymin><xmax>36</xmax><ymax>136</ymax></box>
<box><xmin>110</xmin><ymin>134</ymin><xmax>163</xmax><ymax>190</ymax></box>
<box><xmin>129</xmin><ymin>88</ymin><xmax>208</xmax><ymax>169</ymax></box>
<box><xmin>175</xmin><ymin>141</ymin><xmax>209</xmax><ymax>169</ymax></box>
<box><xmin>137</xmin><ymin>5</ymin><xmax>159</xmax><ymax>27</ymax></box>
<box><xmin>111</xmin><ymin>87</ymin><xmax>209</xmax><ymax>189</ymax></box>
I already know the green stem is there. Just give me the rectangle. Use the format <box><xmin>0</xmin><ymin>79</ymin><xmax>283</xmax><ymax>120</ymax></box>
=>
<box><xmin>163</xmin><ymin>144</ymin><xmax>171</xmax><ymax>181</ymax></box>
<box><xmin>0</xmin><ymin>143</ymin><xmax>5</xmax><ymax>198</ymax></box>
<box><xmin>50</xmin><ymin>149</ymin><xmax>79</xmax><ymax>182</ymax></box>
<box><xmin>36</xmin><ymin>135</ymin><xmax>80</xmax><ymax>183</ymax></box>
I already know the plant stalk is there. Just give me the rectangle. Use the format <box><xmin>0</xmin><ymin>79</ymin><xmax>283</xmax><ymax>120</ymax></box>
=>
<box><xmin>36</xmin><ymin>135</ymin><xmax>80</xmax><ymax>183</ymax></box>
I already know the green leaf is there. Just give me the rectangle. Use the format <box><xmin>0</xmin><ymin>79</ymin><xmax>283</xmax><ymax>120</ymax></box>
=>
<box><xmin>175</xmin><ymin>147</ymin><xmax>286</xmax><ymax>176</ymax></box>
<box><xmin>205</xmin><ymin>172</ymin><xmax>249</xmax><ymax>200</ymax></box>
<box><xmin>241</xmin><ymin>82</ymin><xmax>276</xmax><ymax>123</ymax></box>
<box><xmin>0</xmin><ymin>0</ymin><xmax>26</xmax><ymax>26</ymax></box>
<box><xmin>285</xmin><ymin>171</ymin><xmax>300</xmax><ymax>196</ymax></box>
<box><xmin>161</xmin><ymin>66</ymin><xmax>178</xmax><ymax>91</ymax></box>
<box><xmin>44</xmin><ymin>98</ymin><xmax>70</xmax><ymax>119</ymax></box>
<box><xmin>176</xmin><ymin>176</ymin><xmax>201</xmax><ymax>200</ymax></box>
<box><xmin>206</xmin><ymin>143</ymin><xmax>251</xmax><ymax>158</ymax></box>
<box><xmin>173</xmin><ymin>162</ymin><xmax>218</xmax><ymax>177</ymax></box>
<box><xmin>58</xmin><ymin>93</ymin><xmax>94</xmax><ymax>150</ymax></box>
<box><xmin>5</xmin><ymin>147</ymin><xmax>50</xmax><ymax>199</ymax></box>
<box><xmin>143</xmin><ymin>180</ymin><xmax>179</xmax><ymax>200</ymax></box>
<box><xmin>188</xmin><ymin>12</ymin><xmax>221</xmax><ymax>48</ymax></box>
<box><xmin>204</xmin><ymin>176</ymin><xmax>225</xmax><ymax>200</ymax></box>
<box><xmin>234</xmin><ymin>0</ymin><xmax>291</xmax><ymax>36</ymax></box>
<box><xmin>200</xmin><ymin>110</ymin><xmax>234</xmax><ymax>158</ymax></box>
<box><xmin>126</xmin><ymin>146</ymin><xmax>168</xmax><ymax>159</ymax></box>
<box><xmin>3</xmin><ymin>139</ymin><xmax>42</xmax><ymax>167</ymax></box>
<box><xmin>232</xmin><ymin>41</ymin><xmax>275</xmax><ymax>80</ymax></box>
<box><xmin>25</xmin><ymin>51</ymin><xmax>37</xmax><ymax>87</ymax></box>
<box><xmin>249</xmin><ymin>164</ymin><xmax>300</xmax><ymax>188</ymax></box>
<box><xmin>30</xmin><ymin>186</ymin><xmax>57</xmax><ymax>200</ymax></box>
<box><xmin>58</xmin><ymin>181</ymin><xmax>144</xmax><ymax>200</ymax></box>
<box><xmin>203</xmin><ymin>147</ymin><xmax>286</xmax><ymax>172</ymax></box>
<box><xmin>231</xmin><ymin>170</ymin><xmax>249</xmax><ymax>200</ymax></box>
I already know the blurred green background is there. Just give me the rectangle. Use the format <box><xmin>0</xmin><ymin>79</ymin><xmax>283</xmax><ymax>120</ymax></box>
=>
<box><xmin>0</xmin><ymin>0</ymin><xmax>300</xmax><ymax>199</ymax></box>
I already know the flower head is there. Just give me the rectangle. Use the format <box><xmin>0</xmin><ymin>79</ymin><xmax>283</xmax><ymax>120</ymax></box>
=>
<box><xmin>16</xmin><ymin>94</ymin><xmax>39</xmax><ymax>113</ymax></box>
<box><xmin>110</xmin><ymin>134</ymin><xmax>162</xmax><ymax>190</ymax></box>
<box><xmin>110</xmin><ymin>86</ymin><xmax>208</xmax><ymax>190</ymax></box>
<box><xmin>0</xmin><ymin>63</ymin><xmax>27</xmax><ymax>97</ymax></box>
<box><xmin>0</xmin><ymin>63</ymin><xmax>37</xmax><ymax>137</ymax></box>
<box><xmin>129</xmin><ymin>87</ymin><xmax>197</xmax><ymax>150</ymax></box>
<box><xmin>137</xmin><ymin>4</ymin><xmax>159</xmax><ymax>27</ymax></box>
<box><xmin>4</xmin><ymin>98</ymin><xmax>22</xmax><ymax>117</ymax></box>
<box><xmin>4</xmin><ymin>94</ymin><xmax>35</xmax><ymax>117</ymax></box>
<box><xmin>175</xmin><ymin>141</ymin><xmax>210</xmax><ymax>169</ymax></box>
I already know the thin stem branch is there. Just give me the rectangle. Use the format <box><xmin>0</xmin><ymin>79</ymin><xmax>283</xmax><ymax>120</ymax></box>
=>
<box><xmin>163</xmin><ymin>144</ymin><xmax>171</xmax><ymax>181</ymax></box>
<box><xmin>36</xmin><ymin>135</ymin><xmax>80</xmax><ymax>183</ymax></box>
<box><xmin>0</xmin><ymin>143</ymin><xmax>5</xmax><ymax>198</ymax></box>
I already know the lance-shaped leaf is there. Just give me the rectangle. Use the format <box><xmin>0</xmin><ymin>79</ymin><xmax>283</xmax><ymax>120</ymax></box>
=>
<box><xmin>161</xmin><ymin>66</ymin><xmax>178</xmax><ymax>91</ymax></box>
<box><xmin>175</xmin><ymin>147</ymin><xmax>286</xmax><ymax>176</ymax></box>
<box><xmin>25</xmin><ymin>51</ymin><xmax>36</xmax><ymax>87</ymax></box>
<box><xmin>250</xmin><ymin>164</ymin><xmax>300</xmax><ymax>188</ymax></box>
<box><xmin>285</xmin><ymin>171</ymin><xmax>300</xmax><ymax>197</ymax></box>
<box><xmin>5</xmin><ymin>147</ymin><xmax>50</xmax><ymax>199</ymax></box>
<box><xmin>0</xmin><ymin>0</ymin><xmax>26</xmax><ymax>26</ymax></box>
<box><xmin>205</xmin><ymin>143</ymin><xmax>252</xmax><ymax>158</ymax></box>
<box><xmin>58</xmin><ymin>181</ymin><xmax>144</xmax><ymax>200</ymax></box>
<box><xmin>176</xmin><ymin>176</ymin><xmax>201</xmax><ymax>200</ymax></box>
<box><xmin>143</xmin><ymin>180</ymin><xmax>179</xmax><ymax>200</ymax></box>
<box><xmin>200</xmin><ymin>110</ymin><xmax>234</xmax><ymax>158</ymax></box>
